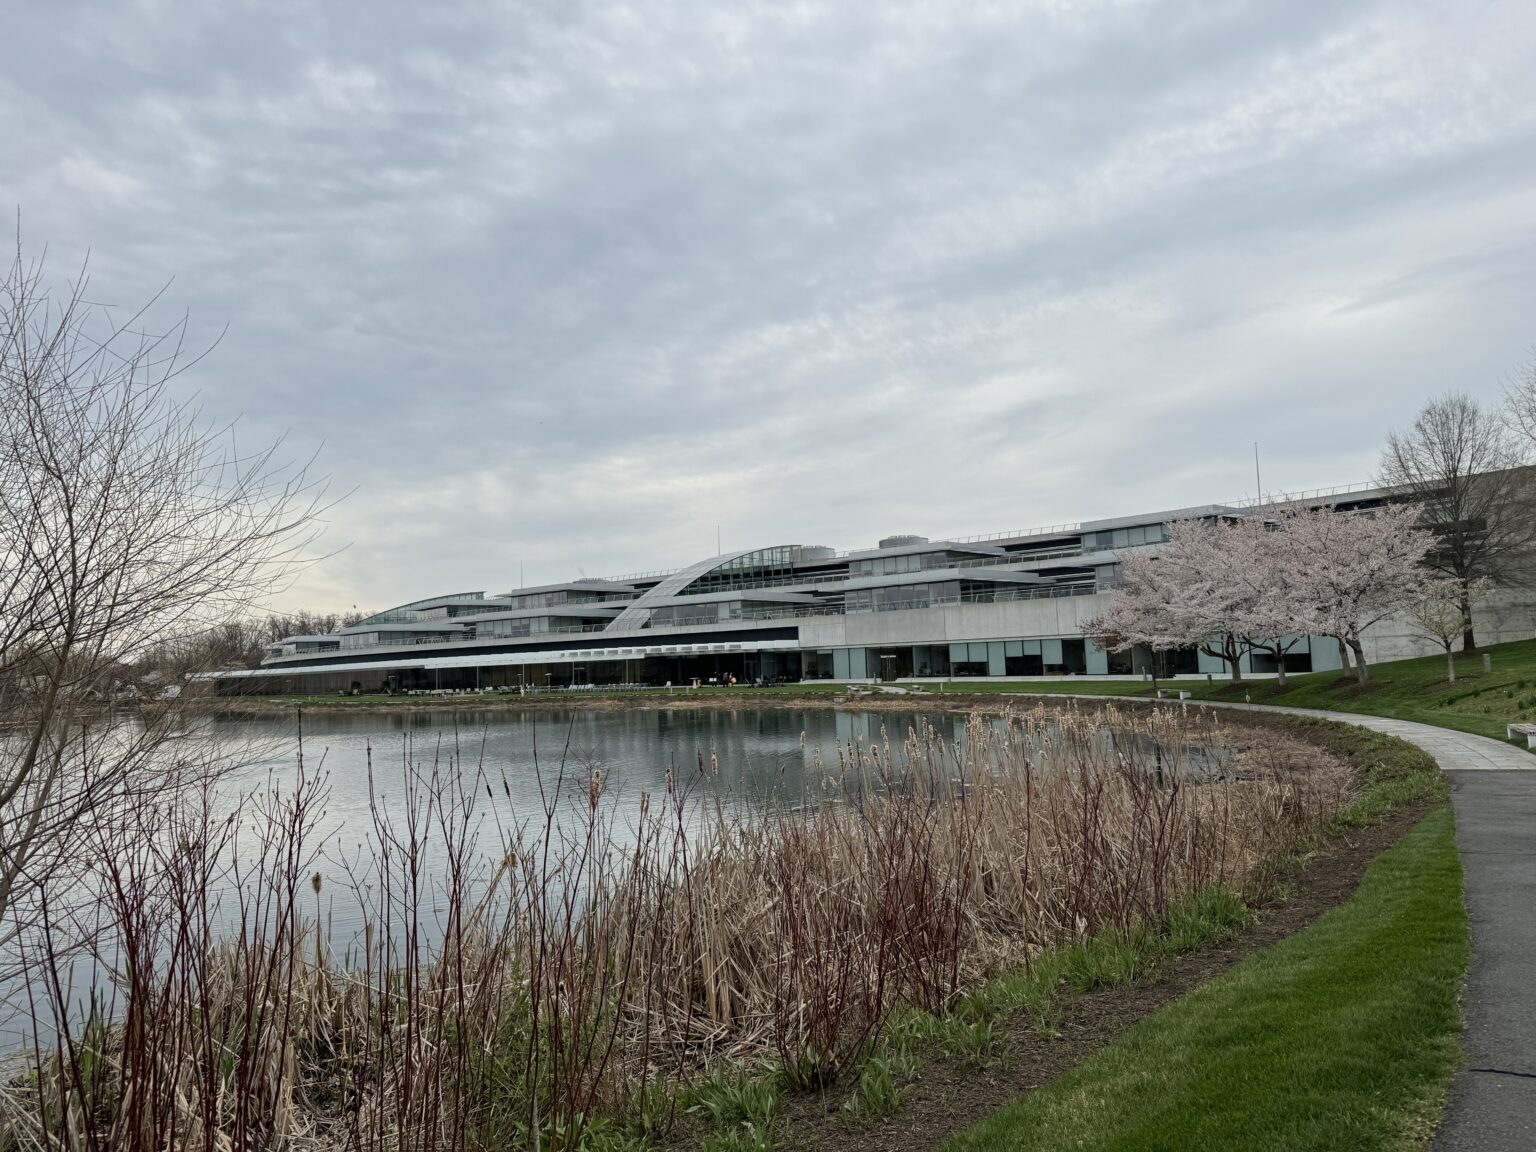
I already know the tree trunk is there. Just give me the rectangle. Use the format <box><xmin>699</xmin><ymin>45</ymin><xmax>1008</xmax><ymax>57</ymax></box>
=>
<box><xmin>1350</xmin><ymin>638</ymin><xmax>1369</xmax><ymax>686</ymax></box>
<box><xmin>1275</xmin><ymin>651</ymin><xmax>1287</xmax><ymax>687</ymax></box>
<box><xmin>1337</xmin><ymin>638</ymin><xmax>1352</xmax><ymax>673</ymax></box>
<box><xmin>1446</xmin><ymin>647</ymin><xmax>1456</xmax><ymax>684</ymax></box>
<box><xmin>1226</xmin><ymin>636</ymin><xmax>1243</xmax><ymax>683</ymax></box>
<box><xmin>1461</xmin><ymin>581</ymin><xmax>1477</xmax><ymax>652</ymax></box>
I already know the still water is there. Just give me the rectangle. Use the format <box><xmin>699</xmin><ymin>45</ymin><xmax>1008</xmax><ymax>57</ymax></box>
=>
<box><xmin>221</xmin><ymin>706</ymin><xmax>956</xmax><ymax>824</ymax></box>
<box><xmin>212</xmin><ymin>705</ymin><xmax>1231</xmax><ymax>883</ymax></box>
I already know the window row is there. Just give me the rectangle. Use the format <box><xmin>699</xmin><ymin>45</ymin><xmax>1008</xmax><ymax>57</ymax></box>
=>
<box><xmin>844</xmin><ymin>581</ymin><xmax>961</xmax><ymax>613</ymax></box>
<box><xmin>801</xmin><ymin>638</ymin><xmax>1091</xmax><ymax>680</ymax></box>
<box><xmin>508</xmin><ymin>589</ymin><xmax>607</xmax><ymax>610</ymax></box>
<box><xmin>1083</xmin><ymin>523</ymin><xmax>1168</xmax><ymax>552</ymax></box>
<box><xmin>477</xmin><ymin>616</ymin><xmax>600</xmax><ymax>638</ymax></box>
<box><xmin>848</xmin><ymin>551</ymin><xmax>954</xmax><ymax>577</ymax></box>
<box><xmin>650</xmin><ymin>602</ymin><xmax>735</xmax><ymax>627</ymax></box>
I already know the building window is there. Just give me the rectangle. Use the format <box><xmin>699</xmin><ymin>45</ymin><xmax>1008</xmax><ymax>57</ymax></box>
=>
<box><xmin>651</xmin><ymin>603</ymin><xmax>727</xmax><ymax>627</ymax></box>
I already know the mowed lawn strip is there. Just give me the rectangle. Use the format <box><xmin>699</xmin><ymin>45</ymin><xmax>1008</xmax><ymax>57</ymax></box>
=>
<box><xmin>991</xmin><ymin>638</ymin><xmax>1536</xmax><ymax>745</ymax></box>
<box><xmin>943</xmin><ymin>807</ymin><xmax>1467</xmax><ymax>1152</ymax></box>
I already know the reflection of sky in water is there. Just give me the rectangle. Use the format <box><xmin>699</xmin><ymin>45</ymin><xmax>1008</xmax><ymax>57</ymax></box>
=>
<box><xmin>211</xmin><ymin>708</ymin><xmax>1232</xmax><ymax>935</ymax></box>
<box><xmin>2</xmin><ymin>708</ymin><xmax>1233</xmax><ymax>1051</ymax></box>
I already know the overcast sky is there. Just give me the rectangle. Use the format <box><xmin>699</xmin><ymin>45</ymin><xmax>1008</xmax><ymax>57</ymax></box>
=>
<box><xmin>6</xmin><ymin>0</ymin><xmax>1535</xmax><ymax>612</ymax></box>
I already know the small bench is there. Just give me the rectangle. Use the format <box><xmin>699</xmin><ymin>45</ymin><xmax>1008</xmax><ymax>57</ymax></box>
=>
<box><xmin>1507</xmin><ymin>722</ymin><xmax>1536</xmax><ymax>750</ymax></box>
<box><xmin>1155</xmin><ymin>689</ymin><xmax>1192</xmax><ymax>701</ymax></box>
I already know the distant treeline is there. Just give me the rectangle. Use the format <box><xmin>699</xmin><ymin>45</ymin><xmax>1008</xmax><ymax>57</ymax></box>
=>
<box><xmin>143</xmin><ymin>610</ymin><xmax>371</xmax><ymax>673</ymax></box>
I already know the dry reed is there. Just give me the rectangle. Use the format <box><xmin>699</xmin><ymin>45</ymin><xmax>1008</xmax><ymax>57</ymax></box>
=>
<box><xmin>0</xmin><ymin>702</ymin><xmax>1349</xmax><ymax>1151</ymax></box>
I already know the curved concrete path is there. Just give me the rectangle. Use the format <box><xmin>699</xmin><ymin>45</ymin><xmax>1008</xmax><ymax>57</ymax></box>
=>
<box><xmin>1016</xmin><ymin>695</ymin><xmax>1534</xmax><ymax>1148</ymax></box>
<box><xmin>1216</xmin><ymin>707</ymin><xmax>1534</xmax><ymax>1149</ymax></box>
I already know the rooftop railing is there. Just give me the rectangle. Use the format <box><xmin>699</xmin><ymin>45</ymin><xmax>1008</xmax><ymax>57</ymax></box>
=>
<box><xmin>586</xmin><ymin>486</ymin><xmax>1382</xmax><ymax>586</ymax></box>
<box><xmin>1230</xmin><ymin>481</ymin><xmax>1383</xmax><ymax>509</ymax></box>
<box><xmin>647</xmin><ymin>582</ymin><xmax>1103</xmax><ymax>628</ymax></box>
<box><xmin>669</xmin><ymin>545</ymin><xmax>1096</xmax><ymax>596</ymax></box>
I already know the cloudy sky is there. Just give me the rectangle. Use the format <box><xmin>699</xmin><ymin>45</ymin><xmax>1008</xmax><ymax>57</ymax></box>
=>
<box><xmin>6</xmin><ymin>0</ymin><xmax>1535</xmax><ymax>612</ymax></box>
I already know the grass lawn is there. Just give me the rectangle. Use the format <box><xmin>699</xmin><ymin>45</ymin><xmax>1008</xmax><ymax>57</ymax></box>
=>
<box><xmin>994</xmin><ymin>638</ymin><xmax>1536</xmax><ymax>745</ymax></box>
<box><xmin>943</xmin><ymin>805</ymin><xmax>1467</xmax><ymax>1152</ymax></box>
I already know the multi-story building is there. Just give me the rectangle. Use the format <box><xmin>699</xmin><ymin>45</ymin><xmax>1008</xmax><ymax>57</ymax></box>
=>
<box><xmin>211</xmin><ymin>482</ymin><xmax>1535</xmax><ymax>695</ymax></box>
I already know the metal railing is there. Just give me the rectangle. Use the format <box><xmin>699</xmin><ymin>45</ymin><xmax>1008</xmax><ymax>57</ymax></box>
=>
<box><xmin>670</xmin><ymin>546</ymin><xmax>1096</xmax><ymax>597</ymax></box>
<box><xmin>945</xmin><ymin>522</ymin><xmax>1084</xmax><ymax>544</ymax></box>
<box><xmin>844</xmin><ymin>585</ymin><xmax>1100</xmax><ymax>613</ymax></box>
<box><xmin>639</xmin><ymin>582</ymin><xmax>1103</xmax><ymax>629</ymax></box>
<box><xmin>1230</xmin><ymin>481</ymin><xmax>1381</xmax><ymax>509</ymax></box>
<box><xmin>587</xmin><ymin>488</ymin><xmax>1386</xmax><ymax>589</ymax></box>
<box><xmin>336</xmin><ymin>623</ymin><xmax>613</xmax><ymax>651</ymax></box>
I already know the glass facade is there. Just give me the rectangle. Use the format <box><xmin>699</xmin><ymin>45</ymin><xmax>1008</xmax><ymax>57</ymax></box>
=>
<box><xmin>355</xmin><ymin>592</ymin><xmax>486</xmax><ymax>626</ymax></box>
<box><xmin>848</xmin><ymin>551</ymin><xmax>953</xmax><ymax>577</ymax></box>
<box><xmin>910</xmin><ymin>644</ymin><xmax>952</xmax><ymax>677</ymax></box>
<box><xmin>650</xmin><ymin>602</ymin><xmax>733</xmax><ymax>627</ymax></box>
<box><xmin>802</xmin><ymin>637</ymin><xmax>1092</xmax><ymax>680</ymax></box>
<box><xmin>475</xmin><ymin>616</ymin><xmax>607</xmax><ymax>638</ymax></box>
<box><xmin>684</xmin><ymin>547</ymin><xmax>801</xmax><ymax>595</ymax></box>
<box><xmin>844</xmin><ymin>581</ymin><xmax>961</xmax><ymax>612</ymax></box>
<box><xmin>1083</xmin><ymin>523</ymin><xmax>1168</xmax><ymax>552</ymax></box>
<box><xmin>507</xmin><ymin>589</ymin><xmax>606</xmax><ymax>610</ymax></box>
<box><xmin>1249</xmin><ymin>642</ymin><xmax>1315</xmax><ymax>674</ymax></box>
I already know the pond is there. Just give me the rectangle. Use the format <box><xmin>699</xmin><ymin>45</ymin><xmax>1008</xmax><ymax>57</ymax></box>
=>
<box><xmin>1</xmin><ymin>705</ymin><xmax>1237</xmax><ymax>1050</ymax></box>
<box><xmin>214</xmin><ymin>704</ymin><xmax>1234</xmax><ymax>842</ymax></box>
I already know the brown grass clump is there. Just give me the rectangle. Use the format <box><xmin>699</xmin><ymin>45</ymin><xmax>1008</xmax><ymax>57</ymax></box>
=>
<box><xmin>0</xmin><ymin>703</ymin><xmax>1348</xmax><ymax>1151</ymax></box>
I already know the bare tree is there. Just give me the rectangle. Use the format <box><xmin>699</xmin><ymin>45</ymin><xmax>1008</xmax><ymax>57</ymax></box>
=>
<box><xmin>0</xmin><ymin>238</ymin><xmax>328</xmax><ymax>954</ymax></box>
<box><xmin>1378</xmin><ymin>392</ymin><xmax>1536</xmax><ymax>650</ymax></box>
<box><xmin>138</xmin><ymin>607</ymin><xmax>372</xmax><ymax>674</ymax></box>
<box><xmin>1505</xmin><ymin>351</ymin><xmax>1536</xmax><ymax>457</ymax></box>
<box><xmin>1409</xmin><ymin>576</ymin><xmax>1490</xmax><ymax>684</ymax></box>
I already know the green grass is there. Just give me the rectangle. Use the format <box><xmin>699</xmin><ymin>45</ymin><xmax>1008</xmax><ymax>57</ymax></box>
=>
<box><xmin>943</xmin><ymin>807</ymin><xmax>1467</xmax><ymax>1152</ymax></box>
<box><xmin>995</xmin><ymin>638</ymin><xmax>1536</xmax><ymax>746</ymax></box>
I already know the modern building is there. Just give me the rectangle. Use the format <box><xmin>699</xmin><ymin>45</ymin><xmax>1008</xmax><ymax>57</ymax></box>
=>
<box><xmin>210</xmin><ymin>482</ymin><xmax>1536</xmax><ymax>695</ymax></box>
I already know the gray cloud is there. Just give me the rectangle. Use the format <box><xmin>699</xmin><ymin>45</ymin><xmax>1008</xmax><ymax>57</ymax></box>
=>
<box><xmin>5</xmin><ymin>0</ymin><xmax>1535</xmax><ymax>609</ymax></box>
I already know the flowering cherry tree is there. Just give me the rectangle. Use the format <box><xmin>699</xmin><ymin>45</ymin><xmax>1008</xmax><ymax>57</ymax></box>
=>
<box><xmin>1084</xmin><ymin>502</ymin><xmax>1434</xmax><ymax>688</ymax></box>
<box><xmin>1080</xmin><ymin>517</ymin><xmax>1257</xmax><ymax>682</ymax></box>
<box><xmin>1223</xmin><ymin>514</ymin><xmax>1313</xmax><ymax>686</ymax></box>
<box><xmin>1275</xmin><ymin>502</ymin><xmax>1434</xmax><ymax>686</ymax></box>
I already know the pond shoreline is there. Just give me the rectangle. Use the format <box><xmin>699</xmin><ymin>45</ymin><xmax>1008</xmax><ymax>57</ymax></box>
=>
<box><xmin>188</xmin><ymin>687</ymin><xmax>1148</xmax><ymax>719</ymax></box>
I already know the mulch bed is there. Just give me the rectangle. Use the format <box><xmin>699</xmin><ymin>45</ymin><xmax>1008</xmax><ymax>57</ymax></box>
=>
<box><xmin>766</xmin><ymin>800</ymin><xmax>1435</xmax><ymax>1152</ymax></box>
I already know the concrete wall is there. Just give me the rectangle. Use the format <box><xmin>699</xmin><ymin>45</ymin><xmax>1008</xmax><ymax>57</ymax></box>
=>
<box><xmin>797</xmin><ymin>593</ymin><xmax>1112</xmax><ymax>650</ymax></box>
<box><xmin>1359</xmin><ymin>586</ymin><xmax>1536</xmax><ymax>664</ymax></box>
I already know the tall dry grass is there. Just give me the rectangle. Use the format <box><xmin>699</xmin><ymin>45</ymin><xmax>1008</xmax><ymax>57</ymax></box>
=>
<box><xmin>0</xmin><ymin>703</ymin><xmax>1348</xmax><ymax>1151</ymax></box>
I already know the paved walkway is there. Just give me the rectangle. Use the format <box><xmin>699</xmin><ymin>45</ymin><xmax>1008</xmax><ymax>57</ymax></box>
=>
<box><xmin>1021</xmin><ymin>696</ymin><xmax>1535</xmax><ymax>1148</ymax></box>
<box><xmin>1242</xmin><ymin>710</ymin><xmax>1536</xmax><ymax>1150</ymax></box>
<box><xmin>1191</xmin><ymin>702</ymin><xmax>1536</xmax><ymax>771</ymax></box>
